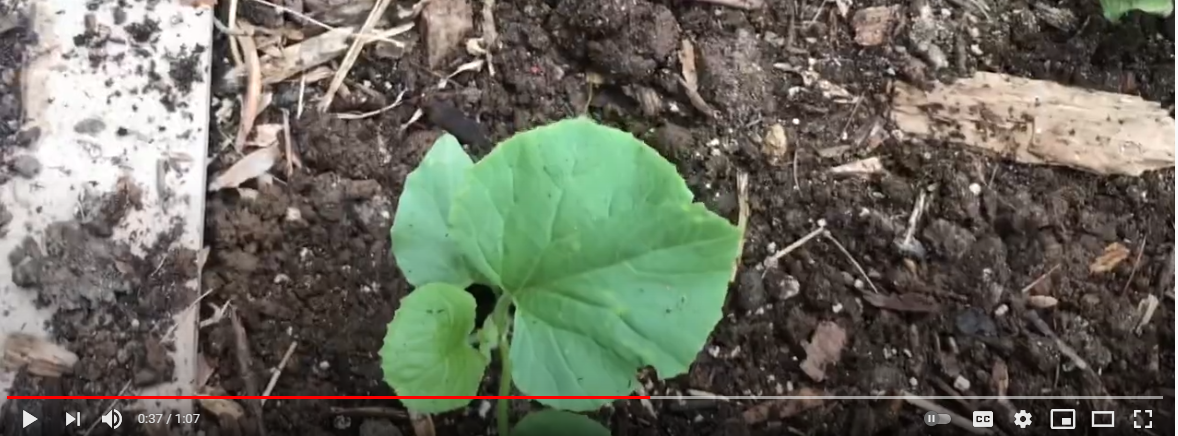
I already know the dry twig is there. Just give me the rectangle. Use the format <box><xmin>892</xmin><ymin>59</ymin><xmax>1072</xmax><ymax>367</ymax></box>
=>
<box><xmin>227</xmin><ymin>0</ymin><xmax>243</xmax><ymax>66</ymax></box>
<box><xmin>163</xmin><ymin>287</ymin><xmax>217</xmax><ymax>341</ymax></box>
<box><xmin>261</xmin><ymin>341</ymin><xmax>298</xmax><ymax>405</ymax></box>
<box><xmin>231</xmin><ymin>311</ymin><xmax>267</xmax><ymax>436</ymax></box>
<box><xmin>760</xmin><ymin>224</ymin><xmax>827</xmax><ymax>272</ymax></box>
<box><xmin>319</xmin><ymin>0</ymin><xmax>394</xmax><ymax>112</ymax></box>
<box><xmin>1018</xmin><ymin>264</ymin><xmax>1060</xmax><ymax>295</ymax></box>
<box><xmin>1024</xmin><ymin>311</ymin><xmax>1089</xmax><ymax>371</ymax></box>
<box><xmin>823</xmin><ymin>230</ymin><xmax>881</xmax><ymax>294</ymax></box>
<box><xmin>233</xmin><ymin>23</ymin><xmax>263</xmax><ymax>152</ymax></box>
<box><xmin>481</xmin><ymin>0</ymin><xmax>499</xmax><ymax>76</ymax></box>
<box><xmin>280</xmin><ymin>109</ymin><xmax>303</xmax><ymax>174</ymax></box>
<box><xmin>694</xmin><ymin>0</ymin><xmax>765</xmax><ymax>9</ymax></box>
<box><xmin>337</xmin><ymin>90</ymin><xmax>409</xmax><ymax>120</ymax></box>
<box><xmin>1121</xmin><ymin>239</ymin><xmax>1147</xmax><ymax>293</ymax></box>
<box><xmin>730</xmin><ymin>172</ymin><xmax>750</xmax><ymax>282</ymax></box>
<box><xmin>739</xmin><ymin>387</ymin><xmax>824</xmax><ymax>424</ymax></box>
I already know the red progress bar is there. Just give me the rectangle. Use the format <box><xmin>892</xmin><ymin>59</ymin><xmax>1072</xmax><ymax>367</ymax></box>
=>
<box><xmin>8</xmin><ymin>396</ymin><xmax>649</xmax><ymax>400</ymax></box>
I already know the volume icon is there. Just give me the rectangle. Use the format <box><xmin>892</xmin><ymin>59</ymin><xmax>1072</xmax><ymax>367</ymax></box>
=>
<box><xmin>100</xmin><ymin>410</ymin><xmax>122</xmax><ymax>429</ymax></box>
<box><xmin>65</xmin><ymin>412</ymin><xmax>80</xmax><ymax>426</ymax></box>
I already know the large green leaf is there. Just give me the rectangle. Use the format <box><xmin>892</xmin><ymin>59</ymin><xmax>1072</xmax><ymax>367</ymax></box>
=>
<box><xmin>1101</xmin><ymin>0</ymin><xmax>1173</xmax><ymax>21</ymax></box>
<box><xmin>512</xmin><ymin>410</ymin><xmax>611</xmax><ymax>436</ymax></box>
<box><xmin>449</xmin><ymin>118</ymin><xmax>741</xmax><ymax>410</ymax></box>
<box><xmin>391</xmin><ymin>134</ymin><xmax>475</xmax><ymax>287</ymax></box>
<box><xmin>380</xmin><ymin>283</ymin><xmax>488</xmax><ymax>413</ymax></box>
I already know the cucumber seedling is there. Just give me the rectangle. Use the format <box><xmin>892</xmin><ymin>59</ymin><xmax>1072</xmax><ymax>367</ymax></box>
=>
<box><xmin>382</xmin><ymin>118</ymin><xmax>742</xmax><ymax>436</ymax></box>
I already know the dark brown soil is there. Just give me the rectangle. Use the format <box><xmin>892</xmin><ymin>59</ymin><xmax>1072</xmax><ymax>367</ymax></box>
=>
<box><xmin>199</xmin><ymin>0</ymin><xmax>1175</xmax><ymax>434</ymax></box>
<box><xmin>15</xmin><ymin>0</ymin><xmax>1173</xmax><ymax>435</ymax></box>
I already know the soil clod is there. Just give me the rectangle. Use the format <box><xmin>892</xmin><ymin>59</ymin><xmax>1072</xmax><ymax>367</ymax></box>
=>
<box><xmin>9</xmin><ymin>154</ymin><xmax>40</xmax><ymax>178</ymax></box>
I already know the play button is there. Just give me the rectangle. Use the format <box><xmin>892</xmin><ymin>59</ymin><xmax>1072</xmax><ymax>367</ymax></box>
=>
<box><xmin>23</xmin><ymin>410</ymin><xmax>37</xmax><ymax>428</ymax></box>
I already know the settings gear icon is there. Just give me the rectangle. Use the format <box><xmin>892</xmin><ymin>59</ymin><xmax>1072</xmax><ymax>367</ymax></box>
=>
<box><xmin>1013</xmin><ymin>410</ymin><xmax>1033</xmax><ymax>428</ymax></box>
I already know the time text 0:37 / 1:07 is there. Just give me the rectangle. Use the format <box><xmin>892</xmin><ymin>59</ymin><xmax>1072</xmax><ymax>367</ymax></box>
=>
<box><xmin>137</xmin><ymin>414</ymin><xmax>201</xmax><ymax>425</ymax></box>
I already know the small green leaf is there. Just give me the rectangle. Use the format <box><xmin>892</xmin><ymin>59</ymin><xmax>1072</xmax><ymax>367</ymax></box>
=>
<box><xmin>477</xmin><ymin>316</ymin><xmax>500</xmax><ymax>361</ymax></box>
<box><xmin>511</xmin><ymin>410</ymin><xmax>611</xmax><ymax>436</ymax></box>
<box><xmin>449</xmin><ymin>119</ymin><xmax>741</xmax><ymax>410</ymax></box>
<box><xmin>1101</xmin><ymin>0</ymin><xmax>1173</xmax><ymax>22</ymax></box>
<box><xmin>391</xmin><ymin>134</ymin><xmax>475</xmax><ymax>287</ymax></box>
<box><xmin>380</xmin><ymin>283</ymin><xmax>488</xmax><ymax>413</ymax></box>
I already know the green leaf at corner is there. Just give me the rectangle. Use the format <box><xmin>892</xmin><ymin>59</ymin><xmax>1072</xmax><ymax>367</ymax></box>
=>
<box><xmin>449</xmin><ymin>118</ymin><xmax>742</xmax><ymax>411</ymax></box>
<box><xmin>1101</xmin><ymin>0</ymin><xmax>1173</xmax><ymax>22</ymax></box>
<box><xmin>512</xmin><ymin>410</ymin><xmax>611</xmax><ymax>436</ymax></box>
<box><xmin>391</xmin><ymin>134</ymin><xmax>475</xmax><ymax>287</ymax></box>
<box><xmin>380</xmin><ymin>283</ymin><xmax>488</xmax><ymax>413</ymax></box>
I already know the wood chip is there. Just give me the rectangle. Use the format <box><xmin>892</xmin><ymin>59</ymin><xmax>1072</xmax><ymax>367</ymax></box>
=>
<box><xmin>740</xmin><ymin>387</ymin><xmax>824</xmax><ymax>424</ymax></box>
<box><xmin>1135</xmin><ymin>294</ymin><xmax>1159</xmax><ymax>335</ymax></box>
<box><xmin>991</xmin><ymin>360</ymin><xmax>1010</xmax><ymax>398</ymax></box>
<box><xmin>862</xmin><ymin>292</ymin><xmax>942</xmax><ymax>313</ymax></box>
<box><xmin>250</xmin><ymin>123</ymin><xmax>283</xmax><ymax>148</ymax></box>
<box><xmin>893</xmin><ymin>72</ymin><xmax>1175</xmax><ymax>177</ymax></box>
<box><xmin>829</xmin><ymin>156</ymin><xmax>885</xmax><ymax>176</ymax></box>
<box><xmin>410</xmin><ymin>410</ymin><xmax>436</xmax><ymax>436</ymax></box>
<box><xmin>199</xmin><ymin>396</ymin><xmax>245</xmax><ymax>420</ymax></box>
<box><xmin>1090</xmin><ymin>242</ymin><xmax>1131</xmax><ymax>274</ymax></box>
<box><xmin>1</xmin><ymin>333</ymin><xmax>78</xmax><ymax>377</ymax></box>
<box><xmin>1027</xmin><ymin>295</ymin><xmax>1058</xmax><ymax>309</ymax></box>
<box><xmin>209</xmin><ymin>146</ymin><xmax>281</xmax><ymax>191</ymax></box>
<box><xmin>679</xmin><ymin>38</ymin><xmax>699</xmax><ymax>92</ymax></box>
<box><xmin>800</xmin><ymin>321</ymin><xmax>847</xmax><ymax>382</ymax></box>
<box><xmin>762</xmin><ymin>123</ymin><xmax>788</xmax><ymax>160</ymax></box>
<box><xmin>851</xmin><ymin>6</ymin><xmax>901</xmax><ymax>46</ymax></box>
<box><xmin>225</xmin><ymin>27</ymin><xmax>355</xmax><ymax>87</ymax></box>
<box><xmin>421</xmin><ymin>0</ymin><xmax>474</xmax><ymax>68</ymax></box>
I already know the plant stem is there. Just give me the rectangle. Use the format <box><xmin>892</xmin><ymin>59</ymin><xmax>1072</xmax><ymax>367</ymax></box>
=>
<box><xmin>491</xmin><ymin>295</ymin><xmax>514</xmax><ymax>436</ymax></box>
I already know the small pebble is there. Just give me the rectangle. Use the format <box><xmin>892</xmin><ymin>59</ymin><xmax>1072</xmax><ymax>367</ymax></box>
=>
<box><xmin>358</xmin><ymin>419</ymin><xmax>401</xmax><ymax>436</ymax></box>
<box><xmin>953</xmin><ymin>375</ymin><xmax>971</xmax><ymax>391</ymax></box>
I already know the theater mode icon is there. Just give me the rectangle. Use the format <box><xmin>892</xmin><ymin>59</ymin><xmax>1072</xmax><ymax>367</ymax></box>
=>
<box><xmin>1091</xmin><ymin>411</ymin><xmax>1114</xmax><ymax>428</ymax></box>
